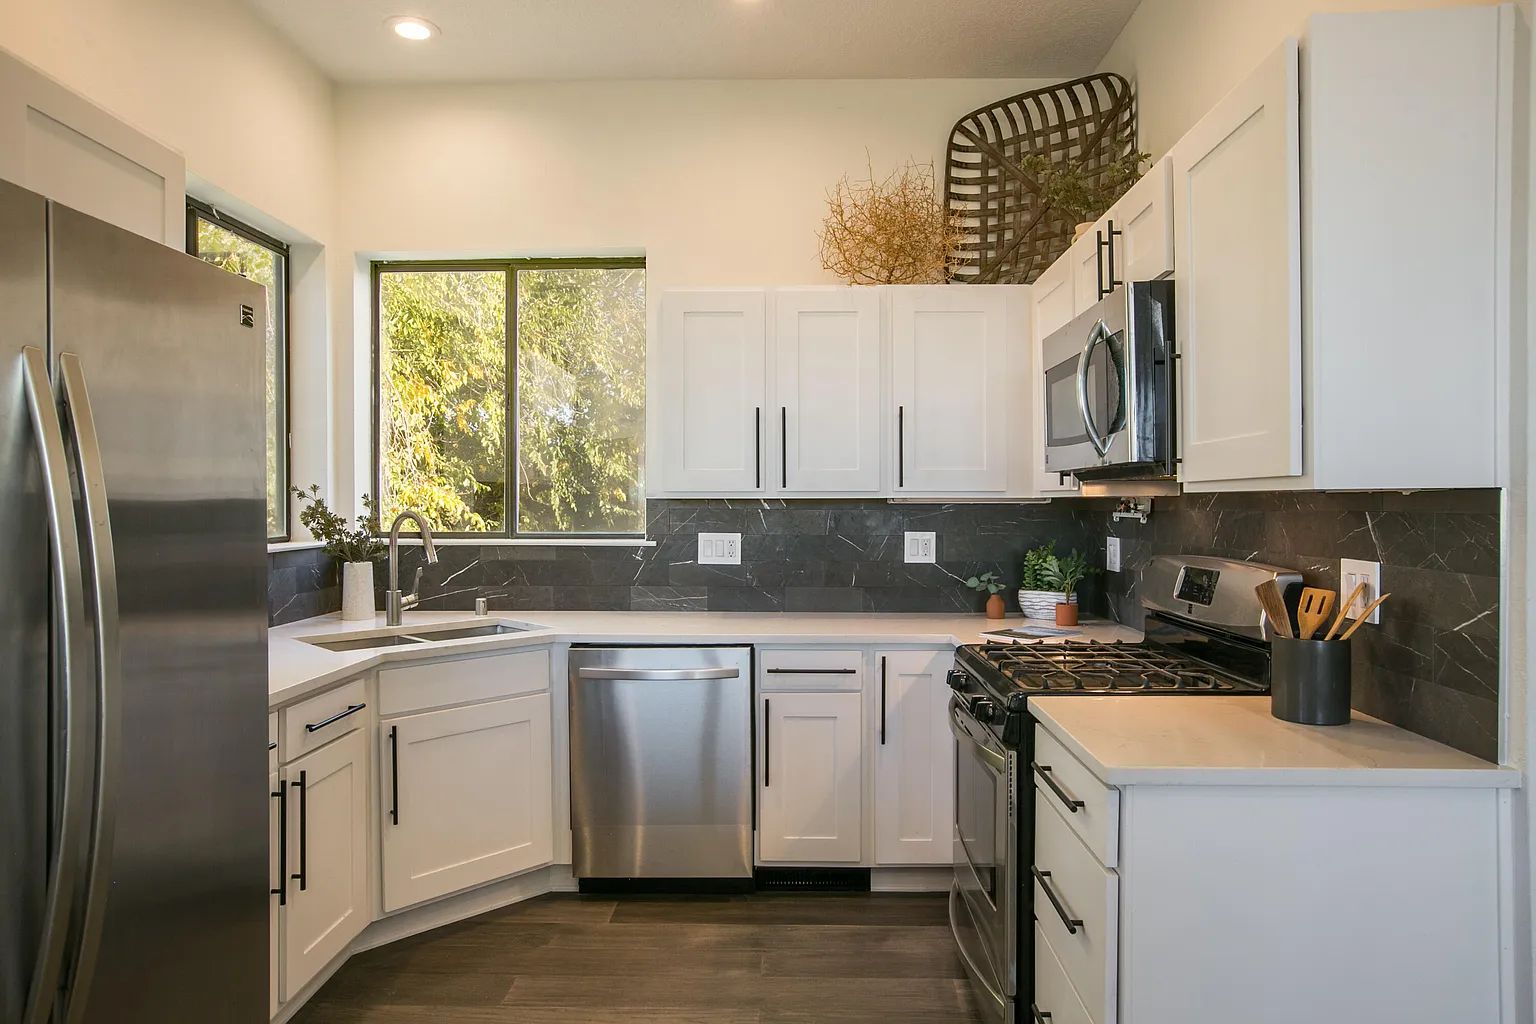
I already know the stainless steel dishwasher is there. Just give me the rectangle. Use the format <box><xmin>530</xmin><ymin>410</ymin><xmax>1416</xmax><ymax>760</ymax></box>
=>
<box><xmin>569</xmin><ymin>646</ymin><xmax>753</xmax><ymax>881</ymax></box>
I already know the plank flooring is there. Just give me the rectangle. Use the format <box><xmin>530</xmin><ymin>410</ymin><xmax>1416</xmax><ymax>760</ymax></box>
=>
<box><xmin>291</xmin><ymin>892</ymin><xmax>984</xmax><ymax>1023</ymax></box>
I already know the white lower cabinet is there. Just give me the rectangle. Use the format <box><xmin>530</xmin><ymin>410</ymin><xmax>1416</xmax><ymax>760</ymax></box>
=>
<box><xmin>1033</xmin><ymin>922</ymin><xmax>1095</xmax><ymax>1024</ymax></box>
<box><xmin>280</xmin><ymin>728</ymin><xmax>370</xmax><ymax>1002</ymax></box>
<box><xmin>380</xmin><ymin>692</ymin><xmax>554</xmax><ymax>912</ymax></box>
<box><xmin>873</xmin><ymin>650</ymin><xmax>955</xmax><ymax>865</ymax></box>
<box><xmin>758</xmin><ymin>690</ymin><xmax>863</xmax><ymax>863</ymax></box>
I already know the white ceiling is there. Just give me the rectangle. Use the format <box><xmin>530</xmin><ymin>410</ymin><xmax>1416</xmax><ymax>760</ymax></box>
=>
<box><xmin>242</xmin><ymin>0</ymin><xmax>1142</xmax><ymax>83</ymax></box>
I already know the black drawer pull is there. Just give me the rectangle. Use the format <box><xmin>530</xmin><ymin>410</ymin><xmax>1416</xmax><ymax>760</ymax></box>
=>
<box><xmin>1031</xmin><ymin>1006</ymin><xmax>1053</xmax><ymax>1024</ymax></box>
<box><xmin>1032</xmin><ymin>866</ymin><xmax>1082</xmax><ymax>934</ymax></box>
<box><xmin>763</xmin><ymin>699</ymin><xmax>771</xmax><ymax>788</ymax></box>
<box><xmin>765</xmin><ymin>667</ymin><xmax>857</xmax><ymax>675</ymax></box>
<box><xmin>389</xmin><ymin>725</ymin><xmax>401</xmax><ymax>826</ymax></box>
<box><xmin>290</xmin><ymin>771</ymin><xmax>308</xmax><ymax>892</ymax></box>
<box><xmin>267</xmin><ymin>741</ymin><xmax>277</xmax><ymax>751</ymax></box>
<box><xmin>1032</xmin><ymin>762</ymin><xmax>1085</xmax><ymax>812</ymax></box>
<box><xmin>305</xmin><ymin>702</ymin><xmax>366</xmax><ymax>733</ymax></box>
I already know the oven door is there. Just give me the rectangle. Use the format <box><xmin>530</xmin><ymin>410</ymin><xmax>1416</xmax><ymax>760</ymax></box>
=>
<box><xmin>1042</xmin><ymin>316</ymin><xmax>1127</xmax><ymax>475</ymax></box>
<box><xmin>950</xmin><ymin>697</ymin><xmax>1016</xmax><ymax>1013</ymax></box>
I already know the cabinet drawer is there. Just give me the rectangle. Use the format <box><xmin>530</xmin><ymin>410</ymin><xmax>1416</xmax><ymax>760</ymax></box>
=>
<box><xmin>379</xmin><ymin>648</ymin><xmax>550</xmax><ymax>716</ymax></box>
<box><xmin>1034</xmin><ymin>921</ymin><xmax>1096</xmax><ymax>1024</ymax></box>
<box><xmin>282</xmin><ymin>678</ymin><xmax>369</xmax><ymax>761</ymax></box>
<box><xmin>758</xmin><ymin>648</ymin><xmax>863</xmax><ymax>691</ymax></box>
<box><xmin>1033</xmin><ymin>726</ymin><xmax>1119</xmax><ymax>868</ymax></box>
<box><xmin>1034</xmin><ymin>795</ymin><xmax>1118</xmax><ymax>1024</ymax></box>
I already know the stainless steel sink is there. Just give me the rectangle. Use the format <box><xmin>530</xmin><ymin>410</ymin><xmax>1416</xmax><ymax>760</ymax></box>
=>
<box><xmin>405</xmin><ymin>623</ymin><xmax>530</xmax><ymax>641</ymax></box>
<box><xmin>307</xmin><ymin>634</ymin><xmax>427</xmax><ymax>652</ymax></box>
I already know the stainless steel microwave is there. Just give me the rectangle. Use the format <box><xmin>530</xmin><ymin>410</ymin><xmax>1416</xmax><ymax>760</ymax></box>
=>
<box><xmin>1041</xmin><ymin>280</ymin><xmax>1175</xmax><ymax>481</ymax></box>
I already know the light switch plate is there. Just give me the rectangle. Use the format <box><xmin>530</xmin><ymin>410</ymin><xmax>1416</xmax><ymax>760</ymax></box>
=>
<box><xmin>698</xmin><ymin>533</ymin><xmax>741</xmax><ymax>565</ymax></box>
<box><xmin>1106</xmin><ymin>537</ymin><xmax>1122</xmax><ymax>573</ymax></box>
<box><xmin>1340</xmin><ymin>558</ymin><xmax>1382</xmax><ymax>623</ymax></box>
<box><xmin>904</xmin><ymin>532</ymin><xmax>937</xmax><ymax>563</ymax></box>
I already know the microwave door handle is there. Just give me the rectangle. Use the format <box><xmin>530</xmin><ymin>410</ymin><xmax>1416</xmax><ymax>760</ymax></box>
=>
<box><xmin>1076</xmin><ymin>323</ymin><xmax>1111</xmax><ymax>457</ymax></box>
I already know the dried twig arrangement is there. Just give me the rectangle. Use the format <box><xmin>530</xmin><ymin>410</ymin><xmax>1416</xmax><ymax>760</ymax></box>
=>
<box><xmin>818</xmin><ymin>159</ymin><xmax>964</xmax><ymax>285</ymax></box>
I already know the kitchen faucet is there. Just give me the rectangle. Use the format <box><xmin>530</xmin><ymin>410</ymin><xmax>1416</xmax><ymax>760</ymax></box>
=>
<box><xmin>386</xmin><ymin>510</ymin><xmax>439</xmax><ymax>625</ymax></box>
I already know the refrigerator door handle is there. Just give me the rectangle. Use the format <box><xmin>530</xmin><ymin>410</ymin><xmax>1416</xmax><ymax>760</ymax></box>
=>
<box><xmin>18</xmin><ymin>346</ymin><xmax>92</xmax><ymax>1024</ymax></box>
<box><xmin>59</xmin><ymin>352</ymin><xmax>122</xmax><ymax>1024</ymax></box>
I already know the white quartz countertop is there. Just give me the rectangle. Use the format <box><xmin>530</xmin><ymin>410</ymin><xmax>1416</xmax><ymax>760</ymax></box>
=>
<box><xmin>1029</xmin><ymin>695</ymin><xmax>1517</xmax><ymax>787</ymax></box>
<box><xmin>268</xmin><ymin>611</ymin><xmax>1139</xmax><ymax>709</ymax></box>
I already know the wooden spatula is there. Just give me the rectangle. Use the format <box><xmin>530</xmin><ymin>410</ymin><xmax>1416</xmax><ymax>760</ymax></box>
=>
<box><xmin>1255</xmin><ymin>580</ymin><xmax>1294</xmax><ymax>639</ymax></box>
<box><xmin>1296</xmin><ymin>587</ymin><xmax>1336</xmax><ymax>640</ymax></box>
<box><xmin>1337</xmin><ymin>593</ymin><xmax>1392</xmax><ymax>641</ymax></box>
<box><xmin>1324</xmin><ymin>582</ymin><xmax>1368</xmax><ymax>640</ymax></box>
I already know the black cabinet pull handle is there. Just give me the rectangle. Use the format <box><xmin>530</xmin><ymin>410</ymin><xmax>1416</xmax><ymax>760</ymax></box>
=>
<box><xmin>305</xmin><ymin>702</ymin><xmax>366</xmax><ymax>733</ymax></box>
<box><xmin>765</xmin><ymin>667</ymin><xmax>857</xmax><ymax>675</ymax></box>
<box><xmin>267</xmin><ymin>741</ymin><xmax>277</xmax><ymax>752</ymax></box>
<box><xmin>763</xmin><ymin>699</ymin><xmax>771</xmax><ymax>788</ymax></box>
<box><xmin>780</xmin><ymin>406</ymin><xmax>788</xmax><ymax>488</ymax></box>
<box><xmin>1032</xmin><ymin>763</ymin><xmax>1085</xmax><ymax>812</ymax></box>
<box><xmin>754</xmin><ymin>407</ymin><xmax>762</xmax><ymax>489</ymax></box>
<box><xmin>389</xmin><ymin>725</ymin><xmax>400</xmax><ymax>826</ymax></box>
<box><xmin>290</xmin><ymin>771</ymin><xmax>308</xmax><ymax>892</ymax></box>
<box><xmin>1032</xmin><ymin>866</ymin><xmax>1083</xmax><ymax>934</ymax></box>
<box><xmin>1106</xmin><ymin>221</ymin><xmax>1123</xmax><ymax>291</ymax></box>
<box><xmin>880</xmin><ymin>657</ymin><xmax>888</xmax><ymax>746</ymax></box>
<box><xmin>897</xmin><ymin>406</ymin><xmax>905</xmax><ymax>487</ymax></box>
<box><xmin>1095</xmin><ymin>229</ymin><xmax>1107</xmax><ymax>298</ymax></box>
<box><xmin>270</xmin><ymin>782</ymin><xmax>287</xmax><ymax>906</ymax></box>
<box><xmin>1031</xmin><ymin>1005</ymin><xmax>1053</xmax><ymax>1024</ymax></box>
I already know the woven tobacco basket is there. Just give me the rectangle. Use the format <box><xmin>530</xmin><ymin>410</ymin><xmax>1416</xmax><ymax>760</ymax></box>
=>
<box><xmin>944</xmin><ymin>74</ymin><xmax>1136</xmax><ymax>285</ymax></box>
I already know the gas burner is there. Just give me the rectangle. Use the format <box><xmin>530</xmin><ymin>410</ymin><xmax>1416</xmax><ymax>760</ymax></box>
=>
<box><xmin>959</xmin><ymin>638</ymin><xmax>1264</xmax><ymax>696</ymax></box>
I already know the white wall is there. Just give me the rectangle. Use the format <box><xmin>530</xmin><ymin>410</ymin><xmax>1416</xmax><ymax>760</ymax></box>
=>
<box><xmin>1097</xmin><ymin>0</ymin><xmax>1501</xmax><ymax>157</ymax></box>
<box><xmin>0</xmin><ymin>0</ymin><xmax>337</xmax><ymax>533</ymax></box>
<box><xmin>331</xmin><ymin>77</ymin><xmax>1048</xmax><ymax>507</ymax></box>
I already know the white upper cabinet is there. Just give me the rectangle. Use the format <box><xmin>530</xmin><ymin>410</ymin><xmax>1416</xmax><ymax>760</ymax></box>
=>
<box><xmin>773</xmin><ymin>288</ymin><xmax>882</xmax><ymax>493</ymax></box>
<box><xmin>659</xmin><ymin>290</ymin><xmax>767</xmax><ymax>493</ymax></box>
<box><xmin>1032</xmin><ymin>251</ymin><xmax>1076</xmax><ymax>341</ymax></box>
<box><xmin>874</xmin><ymin>650</ymin><xmax>955</xmax><ymax>866</ymax></box>
<box><xmin>1109</xmin><ymin>156</ymin><xmax>1174</xmax><ymax>283</ymax></box>
<box><xmin>889</xmin><ymin>286</ymin><xmax>1010</xmax><ymax>493</ymax></box>
<box><xmin>1171</xmin><ymin>38</ymin><xmax>1303</xmax><ymax>484</ymax></box>
<box><xmin>0</xmin><ymin>50</ymin><xmax>184</xmax><ymax>245</ymax></box>
<box><xmin>1070</xmin><ymin>226</ymin><xmax>1108</xmax><ymax>315</ymax></box>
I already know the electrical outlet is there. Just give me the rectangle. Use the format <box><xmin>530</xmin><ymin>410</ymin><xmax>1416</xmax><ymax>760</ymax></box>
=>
<box><xmin>1105</xmin><ymin>537</ymin><xmax>1122</xmax><ymax>573</ymax></box>
<box><xmin>698</xmin><ymin>533</ymin><xmax>741</xmax><ymax>565</ymax></box>
<box><xmin>1340</xmin><ymin>558</ymin><xmax>1382</xmax><ymax>623</ymax></box>
<box><xmin>904</xmin><ymin>532</ymin><xmax>937</xmax><ymax>564</ymax></box>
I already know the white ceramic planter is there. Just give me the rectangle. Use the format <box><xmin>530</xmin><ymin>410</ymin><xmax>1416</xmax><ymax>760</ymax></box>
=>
<box><xmin>341</xmin><ymin>561</ymin><xmax>376</xmax><ymax>621</ymax></box>
<box><xmin>1018</xmin><ymin>588</ymin><xmax>1075</xmax><ymax>620</ymax></box>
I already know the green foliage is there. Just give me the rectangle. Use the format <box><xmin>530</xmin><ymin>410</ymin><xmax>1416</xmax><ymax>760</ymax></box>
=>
<box><xmin>1043</xmin><ymin>549</ymin><xmax>1098</xmax><ymax>599</ymax></box>
<box><xmin>293</xmin><ymin>485</ymin><xmax>387</xmax><ymax>563</ymax></box>
<box><xmin>964</xmin><ymin>571</ymin><xmax>1007</xmax><ymax>596</ymax></box>
<box><xmin>1020</xmin><ymin>544</ymin><xmax>1058</xmax><ymax>591</ymax></box>
<box><xmin>1018</xmin><ymin>150</ymin><xmax>1152</xmax><ymax>223</ymax></box>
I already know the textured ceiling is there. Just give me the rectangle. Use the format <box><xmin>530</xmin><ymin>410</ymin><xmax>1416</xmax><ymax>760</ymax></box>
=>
<box><xmin>241</xmin><ymin>0</ymin><xmax>1142</xmax><ymax>82</ymax></box>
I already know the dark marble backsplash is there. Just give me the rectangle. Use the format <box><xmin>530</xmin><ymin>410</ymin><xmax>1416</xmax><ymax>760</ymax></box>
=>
<box><xmin>1103</xmin><ymin>489</ymin><xmax>1502</xmax><ymax>760</ymax></box>
<box><xmin>269</xmin><ymin>545</ymin><xmax>340</xmax><ymax>626</ymax></box>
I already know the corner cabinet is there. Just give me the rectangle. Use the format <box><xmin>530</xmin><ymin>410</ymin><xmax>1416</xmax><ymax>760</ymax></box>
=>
<box><xmin>873</xmin><ymin>650</ymin><xmax>955</xmax><ymax>865</ymax></box>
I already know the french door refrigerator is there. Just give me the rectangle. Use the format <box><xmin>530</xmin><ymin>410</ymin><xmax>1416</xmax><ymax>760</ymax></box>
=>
<box><xmin>0</xmin><ymin>178</ymin><xmax>269</xmax><ymax>1022</ymax></box>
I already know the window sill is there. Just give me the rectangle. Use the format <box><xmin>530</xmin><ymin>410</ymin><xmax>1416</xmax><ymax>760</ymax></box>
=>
<box><xmin>268</xmin><ymin>540</ymin><xmax>326</xmax><ymax>553</ymax></box>
<box><xmin>388</xmin><ymin>537</ymin><xmax>656</xmax><ymax>548</ymax></box>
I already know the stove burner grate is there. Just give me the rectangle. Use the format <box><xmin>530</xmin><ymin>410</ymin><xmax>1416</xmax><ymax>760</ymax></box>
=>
<box><xmin>971</xmin><ymin>640</ymin><xmax>1258</xmax><ymax>694</ymax></box>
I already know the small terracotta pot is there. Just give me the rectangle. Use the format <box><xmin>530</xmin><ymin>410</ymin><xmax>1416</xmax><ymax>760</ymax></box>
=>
<box><xmin>1055</xmin><ymin>601</ymin><xmax>1079</xmax><ymax>627</ymax></box>
<box><xmin>985</xmin><ymin>593</ymin><xmax>1006</xmax><ymax>620</ymax></box>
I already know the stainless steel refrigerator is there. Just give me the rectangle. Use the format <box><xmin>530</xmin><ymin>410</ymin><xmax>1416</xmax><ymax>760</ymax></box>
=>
<box><xmin>0</xmin><ymin>178</ymin><xmax>269</xmax><ymax>1022</ymax></box>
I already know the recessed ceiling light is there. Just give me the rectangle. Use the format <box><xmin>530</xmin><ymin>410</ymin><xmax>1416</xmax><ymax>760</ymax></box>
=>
<box><xmin>386</xmin><ymin>16</ymin><xmax>438</xmax><ymax>41</ymax></box>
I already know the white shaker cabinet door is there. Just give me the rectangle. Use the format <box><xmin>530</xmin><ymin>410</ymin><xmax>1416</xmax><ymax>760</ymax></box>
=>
<box><xmin>758</xmin><ymin>691</ymin><xmax>863</xmax><ymax>864</ymax></box>
<box><xmin>874</xmin><ymin>650</ymin><xmax>955</xmax><ymax>865</ymax></box>
<box><xmin>889</xmin><ymin>286</ymin><xmax>1009</xmax><ymax>493</ymax></box>
<box><xmin>1109</xmin><ymin>156</ymin><xmax>1174</xmax><ymax>283</ymax></box>
<box><xmin>1171</xmin><ymin>39</ymin><xmax>1303</xmax><ymax>484</ymax></box>
<box><xmin>659</xmin><ymin>290</ymin><xmax>767</xmax><ymax>493</ymax></box>
<box><xmin>772</xmin><ymin>288</ymin><xmax>882</xmax><ymax>492</ymax></box>
<box><xmin>380</xmin><ymin>693</ymin><xmax>554</xmax><ymax>912</ymax></box>
<box><xmin>1031</xmin><ymin>254</ymin><xmax>1076</xmax><ymax>341</ymax></box>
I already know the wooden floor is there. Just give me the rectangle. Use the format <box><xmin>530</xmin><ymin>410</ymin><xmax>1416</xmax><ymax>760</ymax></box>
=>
<box><xmin>292</xmin><ymin>892</ymin><xmax>984</xmax><ymax>1023</ymax></box>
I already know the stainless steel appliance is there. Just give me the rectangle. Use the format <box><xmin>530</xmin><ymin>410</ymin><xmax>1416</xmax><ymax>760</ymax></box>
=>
<box><xmin>1041</xmin><ymin>280</ymin><xmax>1175</xmax><ymax>481</ymax></box>
<box><xmin>569</xmin><ymin>646</ymin><xmax>753</xmax><ymax>881</ymax></box>
<box><xmin>947</xmin><ymin>556</ymin><xmax>1301</xmax><ymax>1024</ymax></box>
<box><xmin>1</xmin><ymin>179</ymin><xmax>268</xmax><ymax>1023</ymax></box>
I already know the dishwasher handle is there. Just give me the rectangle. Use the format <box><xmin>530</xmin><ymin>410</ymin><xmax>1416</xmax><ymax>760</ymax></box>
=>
<box><xmin>575</xmin><ymin>667</ymin><xmax>742</xmax><ymax>681</ymax></box>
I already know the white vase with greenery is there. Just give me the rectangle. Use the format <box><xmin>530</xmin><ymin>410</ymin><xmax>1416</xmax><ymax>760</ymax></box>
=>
<box><xmin>294</xmin><ymin>486</ymin><xmax>388</xmax><ymax>622</ymax></box>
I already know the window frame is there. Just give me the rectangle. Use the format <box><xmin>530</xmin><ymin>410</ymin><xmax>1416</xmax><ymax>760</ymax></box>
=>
<box><xmin>370</xmin><ymin>257</ymin><xmax>648</xmax><ymax>540</ymax></box>
<box><xmin>185</xmin><ymin>198</ymin><xmax>292</xmax><ymax>542</ymax></box>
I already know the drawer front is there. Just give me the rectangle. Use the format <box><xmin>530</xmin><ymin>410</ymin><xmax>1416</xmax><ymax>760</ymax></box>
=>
<box><xmin>758</xmin><ymin>648</ymin><xmax>863</xmax><ymax>691</ymax></box>
<box><xmin>1033</xmin><ymin>726</ymin><xmax>1119</xmax><ymax>867</ymax></box>
<box><xmin>379</xmin><ymin>647</ymin><xmax>550</xmax><ymax>716</ymax></box>
<box><xmin>1034</xmin><ymin>795</ymin><xmax>1118</xmax><ymax>1024</ymax></box>
<box><xmin>1033</xmin><ymin>921</ymin><xmax>1095</xmax><ymax>1024</ymax></box>
<box><xmin>268</xmin><ymin>713</ymin><xmax>279</xmax><ymax>771</ymax></box>
<box><xmin>282</xmin><ymin>677</ymin><xmax>369</xmax><ymax>761</ymax></box>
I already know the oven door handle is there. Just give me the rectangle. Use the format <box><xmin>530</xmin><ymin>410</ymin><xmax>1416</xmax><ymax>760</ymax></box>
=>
<box><xmin>949</xmin><ymin>700</ymin><xmax>1007</xmax><ymax>773</ymax></box>
<box><xmin>1075</xmin><ymin>320</ymin><xmax>1113</xmax><ymax>458</ymax></box>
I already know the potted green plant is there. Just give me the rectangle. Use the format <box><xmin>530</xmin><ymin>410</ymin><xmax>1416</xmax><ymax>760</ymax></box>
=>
<box><xmin>963</xmin><ymin>571</ymin><xmax>1009</xmax><ymax>620</ymax></box>
<box><xmin>1043</xmin><ymin>549</ymin><xmax>1098</xmax><ymax>627</ymax></box>
<box><xmin>1017</xmin><ymin>544</ymin><xmax>1069</xmax><ymax>620</ymax></box>
<box><xmin>293</xmin><ymin>485</ymin><xmax>388</xmax><ymax>620</ymax></box>
<box><xmin>1018</xmin><ymin>150</ymin><xmax>1151</xmax><ymax>239</ymax></box>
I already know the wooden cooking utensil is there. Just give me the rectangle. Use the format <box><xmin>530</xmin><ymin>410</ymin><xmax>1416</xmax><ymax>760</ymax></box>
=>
<box><xmin>1255</xmin><ymin>580</ymin><xmax>1294</xmax><ymax>639</ymax></box>
<box><xmin>1324</xmin><ymin>582</ymin><xmax>1368</xmax><ymax>641</ymax></box>
<box><xmin>1295</xmin><ymin>587</ymin><xmax>1336</xmax><ymax>640</ymax></box>
<box><xmin>1337</xmin><ymin>593</ymin><xmax>1391</xmax><ymax>641</ymax></box>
